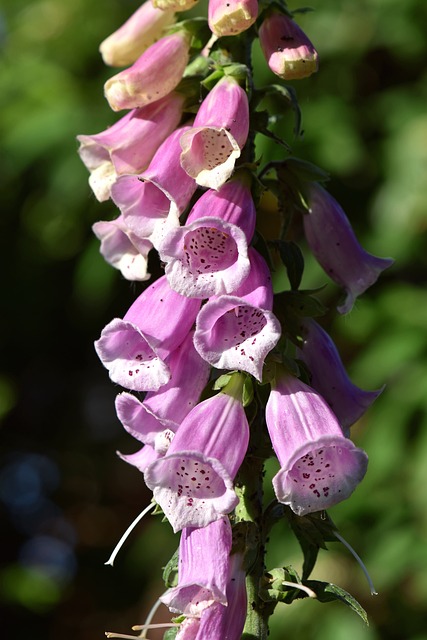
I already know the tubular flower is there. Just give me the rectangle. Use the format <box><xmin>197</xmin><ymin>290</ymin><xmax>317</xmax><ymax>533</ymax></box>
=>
<box><xmin>77</xmin><ymin>93</ymin><xmax>185</xmax><ymax>201</ymax></box>
<box><xmin>258</xmin><ymin>12</ymin><xmax>318</xmax><ymax>80</ymax></box>
<box><xmin>92</xmin><ymin>216</ymin><xmax>152</xmax><ymax>281</ymax></box>
<box><xmin>175</xmin><ymin>552</ymin><xmax>247</xmax><ymax>640</ymax></box>
<box><xmin>99</xmin><ymin>1</ymin><xmax>176</xmax><ymax>67</ymax></box>
<box><xmin>194</xmin><ymin>248</ymin><xmax>281</xmax><ymax>380</ymax></box>
<box><xmin>208</xmin><ymin>0</ymin><xmax>258</xmax><ymax>37</ymax></box>
<box><xmin>303</xmin><ymin>183</ymin><xmax>394</xmax><ymax>314</ymax></box>
<box><xmin>111</xmin><ymin>126</ymin><xmax>197</xmax><ymax>247</ymax></box>
<box><xmin>161</xmin><ymin>516</ymin><xmax>232</xmax><ymax>615</ymax></box>
<box><xmin>115</xmin><ymin>330</ymin><xmax>210</xmax><ymax>448</ymax></box>
<box><xmin>296</xmin><ymin>318</ymin><xmax>384</xmax><ymax>434</ymax></box>
<box><xmin>94</xmin><ymin>276</ymin><xmax>201</xmax><ymax>392</ymax></box>
<box><xmin>144</xmin><ymin>375</ymin><xmax>249</xmax><ymax>531</ymax></box>
<box><xmin>265</xmin><ymin>369</ymin><xmax>368</xmax><ymax>516</ymax></box>
<box><xmin>158</xmin><ymin>177</ymin><xmax>256</xmax><ymax>297</ymax></box>
<box><xmin>104</xmin><ymin>31</ymin><xmax>191</xmax><ymax>111</ymax></box>
<box><xmin>180</xmin><ymin>76</ymin><xmax>249</xmax><ymax>190</ymax></box>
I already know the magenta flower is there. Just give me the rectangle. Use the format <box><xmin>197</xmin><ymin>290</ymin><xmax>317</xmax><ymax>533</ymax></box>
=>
<box><xmin>297</xmin><ymin>318</ymin><xmax>383</xmax><ymax>434</ymax></box>
<box><xmin>77</xmin><ymin>93</ymin><xmax>185</xmax><ymax>201</ymax></box>
<box><xmin>111</xmin><ymin>126</ymin><xmax>197</xmax><ymax>247</ymax></box>
<box><xmin>266</xmin><ymin>369</ymin><xmax>368</xmax><ymax>515</ymax></box>
<box><xmin>158</xmin><ymin>177</ymin><xmax>256</xmax><ymax>297</ymax></box>
<box><xmin>208</xmin><ymin>0</ymin><xmax>258</xmax><ymax>36</ymax></box>
<box><xmin>144</xmin><ymin>375</ymin><xmax>249</xmax><ymax>531</ymax></box>
<box><xmin>104</xmin><ymin>31</ymin><xmax>191</xmax><ymax>111</ymax></box>
<box><xmin>303</xmin><ymin>183</ymin><xmax>394</xmax><ymax>314</ymax></box>
<box><xmin>92</xmin><ymin>216</ymin><xmax>152</xmax><ymax>281</ymax></box>
<box><xmin>180</xmin><ymin>76</ymin><xmax>249</xmax><ymax>189</ymax></box>
<box><xmin>94</xmin><ymin>276</ymin><xmax>201</xmax><ymax>392</ymax></box>
<box><xmin>194</xmin><ymin>248</ymin><xmax>281</xmax><ymax>380</ymax></box>
<box><xmin>99</xmin><ymin>1</ymin><xmax>176</xmax><ymax>67</ymax></box>
<box><xmin>259</xmin><ymin>12</ymin><xmax>319</xmax><ymax>80</ymax></box>
<box><xmin>161</xmin><ymin>516</ymin><xmax>232</xmax><ymax>615</ymax></box>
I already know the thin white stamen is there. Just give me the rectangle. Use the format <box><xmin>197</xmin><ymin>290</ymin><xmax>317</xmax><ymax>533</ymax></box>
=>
<box><xmin>282</xmin><ymin>581</ymin><xmax>317</xmax><ymax>598</ymax></box>
<box><xmin>104</xmin><ymin>502</ymin><xmax>156</xmax><ymax>567</ymax></box>
<box><xmin>334</xmin><ymin>530</ymin><xmax>378</xmax><ymax>596</ymax></box>
<box><xmin>132</xmin><ymin>592</ymin><xmax>168</xmax><ymax>638</ymax></box>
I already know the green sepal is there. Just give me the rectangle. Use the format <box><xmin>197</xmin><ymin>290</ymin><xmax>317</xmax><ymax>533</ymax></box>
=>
<box><xmin>213</xmin><ymin>372</ymin><xmax>235</xmax><ymax>391</ymax></box>
<box><xmin>304</xmin><ymin>580</ymin><xmax>369</xmax><ymax>625</ymax></box>
<box><xmin>285</xmin><ymin>510</ymin><xmax>338</xmax><ymax>580</ymax></box>
<box><xmin>283</xmin><ymin>157</ymin><xmax>330</xmax><ymax>184</ymax></box>
<box><xmin>260</xmin><ymin>566</ymin><xmax>306</xmax><ymax>605</ymax></box>
<box><xmin>163</xmin><ymin>628</ymin><xmax>179</xmax><ymax>640</ymax></box>
<box><xmin>242</xmin><ymin>376</ymin><xmax>254</xmax><ymax>407</ymax></box>
<box><xmin>162</xmin><ymin>547</ymin><xmax>179</xmax><ymax>588</ymax></box>
<box><xmin>254</xmin><ymin>84</ymin><xmax>302</xmax><ymax>137</ymax></box>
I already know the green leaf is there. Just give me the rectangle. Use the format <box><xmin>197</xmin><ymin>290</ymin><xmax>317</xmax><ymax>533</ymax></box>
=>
<box><xmin>162</xmin><ymin>548</ymin><xmax>179</xmax><ymax>588</ymax></box>
<box><xmin>163</xmin><ymin>627</ymin><xmax>179</xmax><ymax>640</ymax></box>
<box><xmin>305</xmin><ymin>580</ymin><xmax>369</xmax><ymax>625</ymax></box>
<box><xmin>277</xmin><ymin>290</ymin><xmax>328</xmax><ymax>318</ymax></box>
<box><xmin>276</xmin><ymin>240</ymin><xmax>305</xmax><ymax>291</ymax></box>
<box><xmin>213</xmin><ymin>372</ymin><xmax>234</xmax><ymax>391</ymax></box>
<box><xmin>242</xmin><ymin>376</ymin><xmax>254</xmax><ymax>407</ymax></box>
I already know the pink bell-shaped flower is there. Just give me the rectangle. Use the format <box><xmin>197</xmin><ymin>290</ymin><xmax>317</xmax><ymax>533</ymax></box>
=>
<box><xmin>266</xmin><ymin>368</ymin><xmax>368</xmax><ymax>516</ymax></box>
<box><xmin>92</xmin><ymin>215</ymin><xmax>152</xmax><ymax>281</ymax></box>
<box><xmin>99</xmin><ymin>1</ymin><xmax>176</xmax><ymax>67</ymax></box>
<box><xmin>208</xmin><ymin>0</ymin><xmax>258</xmax><ymax>37</ymax></box>
<box><xmin>303</xmin><ymin>183</ymin><xmax>394</xmax><ymax>314</ymax></box>
<box><xmin>104</xmin><ymin>31</ymin><xmax>191</xmax><ymax>111</ymax></box>
<box><xmin>144</xmin><ymin>374</ymin><xmax>249</xmax><ymax>531</ymax></box>
<box><xmin>194</xmin><ymin>248</ymin><xmax>281</xmax><ymax>380</ymax></box>
<box><xmin>259</xmin><ymin>12</ymin><xmax>318</xmax><ymax>80</ymax></box>
<box><xmin>158</xmin><ymin>179</ymin><xmax>256</xmax><ymax>298</ymax></box>
<box><xmin>180</xmin><ymin>76</ymin><xmax>249</xmax><ymax>190</ymax></box>
<box><xmin>296</xmin><ymin>318</ymin><xmax>384</xmax><ymax>434</ymax></box>
<box><xmin>161</xmin><ymin>516</ymin><xmax>232</xmax><ymax>615</ymax></box>
<box><xmin>94</xmin><ymin>276</ymin><xmax>201</xmax><ymax>392</ymax></box>
<box><xmin>111</xmin><ymin>126</ymin><xmax>197</xmax><ymax>247</ymax></box>
<box><xmin>77</xmin><ymin>93</ymin><xmax>185</xmax><ymax>201</ymax></box>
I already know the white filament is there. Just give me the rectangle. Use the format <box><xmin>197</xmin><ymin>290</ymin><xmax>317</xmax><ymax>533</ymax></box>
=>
<box><xmin>104</xmin><ymin>502</ymin><xmax>156</xmax><ymax>567</ymax></box>
<box><xmin>282</xmin><ymin>580</ymin><xmax>317</xmax><ymax>598</ymax></box>
<box><xmin>334</xmin><ymin>530</ymin><xmax>378</xmax><ymax>596</ymax></box>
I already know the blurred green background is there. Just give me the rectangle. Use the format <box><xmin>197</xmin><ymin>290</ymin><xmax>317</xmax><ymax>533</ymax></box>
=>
<box><xmin>1</xmin><ymin>0</ymin><xmax>426</xmax><ymax>639</ymax></box>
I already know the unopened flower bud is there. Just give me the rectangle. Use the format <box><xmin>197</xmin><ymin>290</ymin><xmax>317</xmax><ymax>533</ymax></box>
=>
<box><xmin>259</xmin><ymin>12</ymin><xmax>318</xmax><ymax>80</ymax></box>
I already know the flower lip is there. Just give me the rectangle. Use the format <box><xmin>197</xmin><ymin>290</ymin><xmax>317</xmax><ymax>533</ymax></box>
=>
<box><xmin>145</xmin><ymin>450</ymin><xmax>239</xmax><ymax>532</ymax></box>
<box><xmin>272</xmin><ymin>435</ymin><xmax>368</xmax><ymax>516</ymax></box>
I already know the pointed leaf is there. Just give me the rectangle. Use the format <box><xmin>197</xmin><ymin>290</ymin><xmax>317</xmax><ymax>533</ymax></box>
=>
<box><xmin>162</xmin><ymin>547</ymin><xmax>179</xmax><ymax>588</ymax></box>
<box><xmin>305</xmin><ymin>580</ymin><xmax>369</xmax><ymax>624</ymax></box>
<box><xmin>277</xmin><ymin>240</ymin><xmax>305</xmax><ymax>291</ymax></box>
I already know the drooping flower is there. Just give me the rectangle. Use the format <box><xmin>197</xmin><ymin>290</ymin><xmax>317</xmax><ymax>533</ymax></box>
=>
<box><xmin>208</xmin><ymin>0</ymin><xmax>258</xmax><ymax>37</ymax></box>
<box><xmin>265</xmin><ymin>368</ymin><xmax>368</xmax><ymax>516</ymax></box>
<box><xmin>92</xmin><ymin>216</ymin><xmax>152</xmax><ymax>281</ymax></box>
<box><xmin>296</xmin><ymin>318</ymin><xmax>383</xmax><ymax>434</ymax></box>
<box><xmin>180</xmin><ymin>76</ymin><xmax>249</xmax><ymax>190</ymax></box>
<box><xmin>303</xmin><ymin>183</ymin><xmax>394</xmax><ymax>314</ymax></box>
<box><xmin>258</xmin><ymin>11</ymin><xmax>318</xmax><ymax>80</ymax></box>
<box><xmin>193</xmin><ymin>248</ymin><xmax>281</xmax><ymax>380</ymax></box>
<box><xmin>77</xmin><ymin>93</ymin><xmax>185</xmax><ymax>201</ymax></box>
<box><xmin>99</xmin><ymin>1</ymin><xmax>176</xmax><ymax>67</ymax></box>
<box><xmin>175</xmin><ymin>552</ymin><xmax>247</xmax><ymax>640</ymax></box>
<box><xmin>161</xmin><ymin>516</ymin><xmax>232</xmax><ymax>615</ymax></box>
<box><xmin>158</xmin><ymin>177</ymin><xmax>256</xmax><ymax>297</ymax></box>
<box><xmin>144</xmin><ymin>374</ymin><xmax>249</xmax><ymax>531</ymax></box>
<box><xmin>104</xmin><ymin>31</ymin><xmax>191</xmax><ymax>111</ymax></box>
<box><xmin>115</xmin><ymin>330</ymin><xmax>210</xmax><ymax>449</ymax></box>
<box><xmin>94</xmin><ymin>276</ymin><xmax>201</xmax><ymax>392</ymax></box>
<box><xmin>111</xmin><ymin>126</ymin><xmax>197</xmax><ymax>247</ymax></box>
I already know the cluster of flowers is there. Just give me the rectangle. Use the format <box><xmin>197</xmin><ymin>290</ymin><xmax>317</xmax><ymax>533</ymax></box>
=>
<box><xmin>78</xmin><ymin>0</ymin><xmax>392</xmax><ymax>637</ymax></box>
